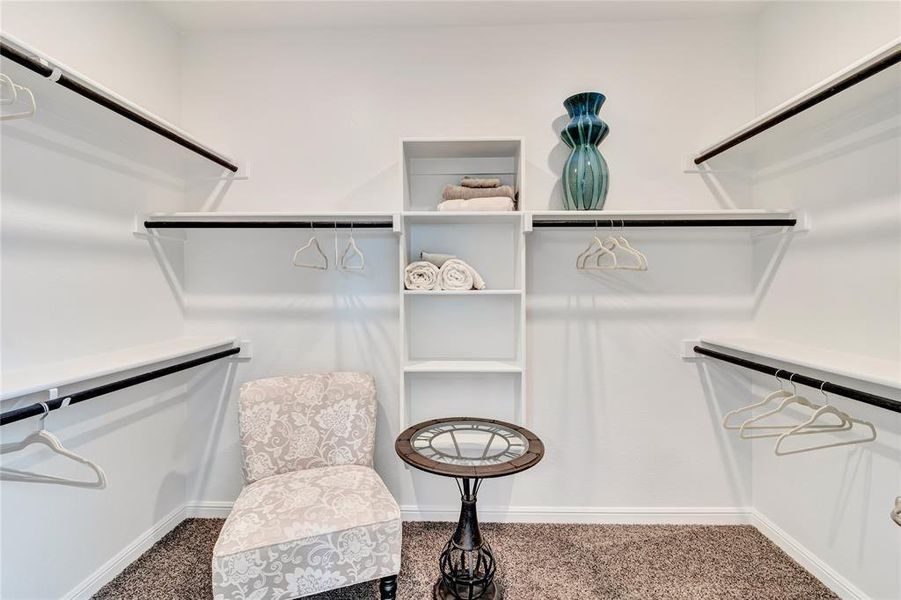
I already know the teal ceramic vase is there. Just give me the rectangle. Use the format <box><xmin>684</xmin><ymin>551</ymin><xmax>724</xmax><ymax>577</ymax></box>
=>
<box><xmin>561</xmin><ymin>92</ymin><xmax>609</xmax><ymax>210</ymax></box>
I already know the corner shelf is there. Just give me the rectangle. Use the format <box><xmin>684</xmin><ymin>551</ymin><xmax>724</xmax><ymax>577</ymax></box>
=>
<box><xmin>1</xmin><ymin>337</ymin><xmax>239</xmax><ymax>402</ymax></box>
<box><xmin>690</xmin><ymin>37</ymin><xmax>901</xmax><ymax>166</ymax></box>
<box><xmin>1</xmin><ymin>33</ymin><xmax>238</xmax><ymax>179</ymax></box>
<box><xmin>696</xmin><ymin>336</ymin><xmax>901</xmax><ymax>392</ymax></box>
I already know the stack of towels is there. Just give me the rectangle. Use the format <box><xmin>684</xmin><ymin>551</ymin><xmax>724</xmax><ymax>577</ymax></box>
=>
<box><xmin>438</xmin><ymin>176</ymin><xmax>516</xmax><ymax>211</ymax></box>
<box><xmin>404</xmin><ymin>252</ymin><xmax>486</xmax><ymax>291</ymax></box>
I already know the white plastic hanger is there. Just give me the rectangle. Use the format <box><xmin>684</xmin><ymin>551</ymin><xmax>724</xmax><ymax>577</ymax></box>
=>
<box><xmin>0</xmin><ymin>73</ymin><xmax>36</xmax><ymax>121</ymax></box>
<box><xmin>613</xmin><ymin>219</ymin><xmax>648</xmax><ymax>270</ymax></box>
<box><xmin>0</xmin><ymin>403</ymin><xmax>107</xmax><ymax>488</ymax></box>
<box><xmin>583</xmin><ymin>221</ymin><xmax>646</xmax><ymax>271</ymax></box>
<box><xmin>739</xmin><ymin>375</ymin><xmax>850</xmax><ymax>440</ymax></box>
<box><xmin>340</xmin><ymin>222</ymin><xmax>365</xmax><ymax>271</ymax></box>
<box><xmin>723</xmin><ymin>370</ymin><xmax>843</xmax><ymax>432</ymax></box>
<box><xmin>577</xmin><ymin>221</ymin><xmax>617</xmax><ymax>270</ymax></box>
<box><xmin>293</xmin><ymin>223</ymin><xmax>328</xmax><ymax>270</ymax></box>
<box><xmin>891</xmin><ymin>497</ymin><xmax>901</xmax><ymax>527</ymax></box>
<box><xmin>774</xmin><ymin>384</ymin><xmax>876</xmax><ymax>455</ymax></box>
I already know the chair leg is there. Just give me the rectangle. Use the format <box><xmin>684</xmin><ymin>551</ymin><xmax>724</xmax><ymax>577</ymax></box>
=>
<box><xmin>379</xmin><ymin>575</ymin><xmax>398</xmax><ymax>599</ymax></box>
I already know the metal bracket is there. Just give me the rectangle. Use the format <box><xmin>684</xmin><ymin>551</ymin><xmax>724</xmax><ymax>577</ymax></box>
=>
<box><xmin>132</xmin><ymin>214</ymin><xmax>186</xmax><ymax>243</ymax></box>
<box><xmin>681</xmin><ymin>340</ymin><xmax>703</xmax><ymax>360</ymax></box>
<box><xmin>234</xmin><ymin>340</ymin><xmax>253</xmax><ymax>361</ymax></box>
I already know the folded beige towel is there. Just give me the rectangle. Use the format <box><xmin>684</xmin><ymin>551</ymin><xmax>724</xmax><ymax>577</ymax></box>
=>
<box><xmin>461</xmin><ymin>176</ymin><xmax>501</xmax><ymax>188</ymax></box>
<box><xmin>442</xmin><ymin>184</ymin><xmax>515</xmax><ymax>201</ymax></box>
<box><xmin>438</xmin><ymin>259</ymin><xmax>486</xmax><ymax>291</ymax></box>
<box><xmin>421</xmin><ymin>251</ymin><xmax>456</xmax><ymax>267</ymax></box>
<box><xmin>438</xmin><ymin>197</ymin><xmax>515</xmax><ymax>212</ymax></box>
<box><xmin>404</xmin><ymin>261</ymin><xmax>439</xmax><ymax>290</ymax></box>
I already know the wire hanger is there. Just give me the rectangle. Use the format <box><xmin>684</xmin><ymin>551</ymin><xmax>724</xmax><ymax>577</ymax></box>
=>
<box><xmin>577</xmin><ymin>220</ymin><xmax>617</xmax><ymax>270</ymax></box>
<box><xmin>0</xmin><ymin>402</ymin><xmax>107</xmax><ymax>488</ymax></box>
<box><xmin>739</xmin><ymin>374</ymin><xmax>850</xmax><ymax>440</ymax></box>
<box><xmin>0</xmin><ymin>73</ymin><xmax>36</xmax><ymax>121</ymax></box>
<box><xmin>340</xmin><ymin>222</ymin><xmax>365</xmax><ymax>271</ymax></box>
<box><xmin>293</xmin><ymin>222</ymin><xmax>328</xmax><ymax>270</ymax></box>
<box><xmin>774</xmin><ymin>382</ymin><xmax>876</xmax><ymax>455</ymax></box>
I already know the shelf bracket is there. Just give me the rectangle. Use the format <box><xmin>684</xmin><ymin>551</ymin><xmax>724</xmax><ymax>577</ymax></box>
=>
<box><xmin>523</xmin><ymin>212</ymin><xmax>534</xmax><ymax>233</ymax></box>
<box><xmin>234</xmin><ymin>339</ymin><xmax>253</xmax><ymax>361</ymax></box>
<box><xmin>750</xmin><ymin>210</ymin><xmax>811</xmax><ymax>239</ymax></box>
<box><xmin>133</xmin><ymin>214</ymin><xmax>186</xmax><ymax>243</ymax></box>
<box><xmin>681</xmin><ymin>340</ymin><xmax>703</xmax><ymax>361</ymax></box>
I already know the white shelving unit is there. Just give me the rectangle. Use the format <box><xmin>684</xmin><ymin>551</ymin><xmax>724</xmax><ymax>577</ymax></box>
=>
<box><xmin>688</xmin><ymin>37</ymin><xmax>901</xmax><ymax>168</ymax></box>
<box><xmin>1</xmin><ymin>336</ymin><xmax>239</xmax><ymax>402</ymax></box>
<box><xmin>1</xmin><ymin>33</ymin><xmax>239</xmax><ymax>180</ymax></box>
<box><xmin>696</xmin><ymin>336</ymin><xmax>901</xmax><ymax>392</ymax></box>
<box><xmin>399</xmin><ymin>138</ymin><xmax>527</xmax><ymax>427</ymax></box>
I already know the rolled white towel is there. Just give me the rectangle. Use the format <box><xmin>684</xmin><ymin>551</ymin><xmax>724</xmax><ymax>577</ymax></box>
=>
<box><xmin>404</xmin><ymin>261</ymin><xmax>439</xmax><ymax>290</ymax></box>
<box><xmin>437</xmin><ymin>197</ymin><xmax>515</xmax><ymax>212</ymax></box>
<box><xmin>421</xmin><ymin>251</ymin><xmax>456</xmax><ymax>267</ymax></box>
<box><xmin>438</xmin><ymin>259</ymin><xmax>486</xmax><ymax>291</ymax></box>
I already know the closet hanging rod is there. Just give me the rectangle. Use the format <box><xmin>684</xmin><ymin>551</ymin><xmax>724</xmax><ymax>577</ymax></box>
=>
<box><xmin>531</xmin><ymin>218</ymin><xmax>797</xmax><ymax>228</ymax></box>
<box><xmin>144</xmin><ymin>221</ymin><xmax>394</xmax><ymax>229</ymax></box>
<box><xmin>0</xmin><ymin>39</ymin><xmax>239</xmax><ymax>173</ymax></box>
<box><xmin>0</xmin><ymin>347</ymin><xmax>240</xmax><ymax>427</ymax></box>
<box><xmin>693</xmin><ymin>346</ymin><xmax>901</xmax><ymax>414</ymax></box>
<box><xmin>694</xmin><ymin>44</ymin><xmax>901</xmax><ymax>164</ymax></box>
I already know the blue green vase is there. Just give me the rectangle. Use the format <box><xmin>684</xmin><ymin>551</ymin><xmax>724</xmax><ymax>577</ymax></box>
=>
<box><xmin>561</xmin><ymin>92</ymin><xmax>609</xmax><ymax>210</ymax></box>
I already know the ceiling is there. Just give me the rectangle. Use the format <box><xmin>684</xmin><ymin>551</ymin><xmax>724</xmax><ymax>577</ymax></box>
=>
<box><xmin>149</xmin><ymin>0</ymin><xmax>768</xmax><ymax>32</ymax></box>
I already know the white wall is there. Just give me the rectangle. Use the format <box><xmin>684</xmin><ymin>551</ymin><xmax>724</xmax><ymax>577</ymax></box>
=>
<box><xmin>0</xmin><ymin>3</ymin><xmax>204</xmax><ymax>598</ymax></box>
<box><xmin>748</xmin><ymin>2</ymin><xmax>901</xmax><ymax>599</ymax></box>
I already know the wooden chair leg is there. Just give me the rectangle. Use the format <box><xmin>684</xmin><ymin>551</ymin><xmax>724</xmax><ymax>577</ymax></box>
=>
<box><xmin>379</xmin><ymin>575</ymin><xmax>398</xmax><ymax>599</ymax></box>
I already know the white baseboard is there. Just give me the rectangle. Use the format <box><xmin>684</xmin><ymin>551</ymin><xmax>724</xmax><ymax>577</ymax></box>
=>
<box><xmin>63</xmin><ymin>504</ymin><xmax>186</xmax><ymax>600</ymax></box>
<box><xmin>185</xmin><ymin>500</ymin><xmax>234</xmax><ymax>518</ymax></box>
<box><xmin>400</xmin><ymin>504</ymin><xmax>755</xmax><ymax>524</ymax></box>
<box><xmin>749</xmin><ymin>510</ymin><xmax>868</xmax><ymax>600</ymax></box>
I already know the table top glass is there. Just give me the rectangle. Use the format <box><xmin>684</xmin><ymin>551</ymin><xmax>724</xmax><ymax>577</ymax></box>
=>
<box><xmin>396</xmin><ymin>417</ymin><xmax>544</xmax><ymax>479</ymax></box>
<box><xmin>410</xmin><ymin>419</ymin><xmax>529</xmax><ymax>466</ymax></box>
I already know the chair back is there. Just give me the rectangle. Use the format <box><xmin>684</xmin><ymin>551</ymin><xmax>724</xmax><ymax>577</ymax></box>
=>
<box><xmin>238</xmin><ymin>372</ymin><xmax>377</xmax><ymax>484</ymax></box>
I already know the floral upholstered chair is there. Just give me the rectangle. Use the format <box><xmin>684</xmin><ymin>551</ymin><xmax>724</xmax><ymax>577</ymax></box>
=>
<box><xmin>212</xmin><ymin>373</ymin><xmax>401</xmax><ymax>600</ymax></box>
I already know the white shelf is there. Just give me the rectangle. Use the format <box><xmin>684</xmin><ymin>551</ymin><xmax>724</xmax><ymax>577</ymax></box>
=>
<box><xmin>403</xmin><ymin>289</ymin><xmax>522</xmax><ymax>296</ymax></box>
<box><xmin>1</xmin><ymin>33</ymin><xmax>238</xmax><ymax>179</ymax></box>
<box><xmin>698</xmin><ymin>336</ymin><xmax>901</xmax><ymax>392</ymax></box>
<box><xmin>529</xmin><ymin>209</ymin><xmax>796</xmax><ymax>222</ymax></box>
<box><xmin>691</xmin><ymin>37</ymin><xmax>901</xmax><ymax>165</ymax></box>
<box><xmin>403</xmin><ymin>211</ymin><xmax>522</xmax><ymax>224</ymax></box>
<box><xmin>1</xmin><ymin>337</ymin><xmax>238</xmax><ymax>401</ymax></box>
<box><xmin>404</xmin><ymin>360</ymin><xmax>522</xmax><ymax>374</ymax></box>
<box><xmin>146</xmin><ymin>211</ymin><xmax>397</xmax><ymax>223</ymax></box>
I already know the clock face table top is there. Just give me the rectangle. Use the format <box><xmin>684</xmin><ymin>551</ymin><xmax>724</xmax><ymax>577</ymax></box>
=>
<box><xmin>395</xmin><ymin>417</ymin><xmax>544</xmax><ymax>480</ymax></box>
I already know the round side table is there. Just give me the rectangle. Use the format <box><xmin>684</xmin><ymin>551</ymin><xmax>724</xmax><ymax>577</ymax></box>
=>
<box><xmin>395</xmin><ymin>417</ymin><xmax>544</xmax><ymax>600</ymax></box>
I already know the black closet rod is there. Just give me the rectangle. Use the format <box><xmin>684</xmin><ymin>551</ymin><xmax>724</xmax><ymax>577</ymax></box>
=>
<box><xmin>145</xmin><ymin>220</ymin><xmax>394</xmax><ymax>229</ymax></box>
<box><xmin>0</xmin><ymin>41</ymin><xmax>239</xmax><ymax>174</ymax></box>
<box><xmin>0</xmin><ymin>347</ymin><xmax>240</xmax><ymax>427</ymax></box>
<box><xmin>531</xmin><ymin>218</ymin><xmax>797</xmax><ymax>228</ymax></box>
<box><xmin>694</xmin><ymin>346</ymin><xmax>901</xmax><ymax>414</ymax></box>
<box><xmin>694</xmin><ymin>46</ymin><xmax>901</xmax><ymax>164</ymax></box>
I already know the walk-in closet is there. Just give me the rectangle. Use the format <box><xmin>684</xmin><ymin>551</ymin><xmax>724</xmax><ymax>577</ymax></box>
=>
<box><xmin>1</xmin><ymin>1</ymin><xmax>899</xmax><ymax>599</ymax></box>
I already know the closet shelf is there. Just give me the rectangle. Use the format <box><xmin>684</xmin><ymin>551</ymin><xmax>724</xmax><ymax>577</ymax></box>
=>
<box><xmin>0</xmin><ymin>34</ymin><xmax>238</xmax><ymax>178</ymax></box>
<box><xmin>404</xmin><ymin>360</ymin><xmax>522</xmax><ymax>374</ymax></box>
<box><xmin>1</xmin><ymin>337</ymin><xmax>238</xmax><ymax>402</ymax></box>
<box><xmin>403</xmin><ymin>290</ymin><xmax>522</xmax><ymax>296</ymax></box>
<box><xmin>697</xmin><ymin>336</ymin><xmax>901</xmax><ymax>392</ymax></box>
<box><xmin>144</xmin><ymin>212</ymin><xmax>397</xmax><ymax>229</ymax></box>
<box><xmin>403</xmin><ymin>211</ymin><xmax>523</xmax><ymax>224</ymax></box>
<box><xmin>528</xmin><ymin>209</ymin><xmax>797</xmax><ymax>229</ymax></box>
<box><xmin>691</xmin><ymin>37</ymin><xmax>901</xmax><ymax>165</ymax></box>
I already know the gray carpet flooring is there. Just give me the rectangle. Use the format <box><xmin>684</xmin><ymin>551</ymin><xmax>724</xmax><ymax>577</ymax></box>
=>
<box><xmin>94</xmin><ymin>519</ymin><xmax>837</xmax><ymax>599</ymax></box>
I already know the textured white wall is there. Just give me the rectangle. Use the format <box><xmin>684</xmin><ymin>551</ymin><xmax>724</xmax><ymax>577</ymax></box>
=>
<box><xmin>748</xmin><ymin>2</ymin><xmax>901</xmax><ymax>599</ymax></box>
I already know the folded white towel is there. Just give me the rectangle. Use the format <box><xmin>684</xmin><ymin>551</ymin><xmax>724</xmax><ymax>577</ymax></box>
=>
<box><xmin>438</xmin><ymin>259</ymin><xmax>486</xmax><ymax>291</ymax></box>
<box><xmin>421</xmin><ymin>251</ymin><xmax>456</xmax><ymax>267</ymax></box>
<box><xmin>437</xmin><ymin>197</ymin><xmax>515</xmax><ymax>212</ymax></box>
<box><xmin>404</xmin><ymin>261</ymin><xmax>439</xmax><ymax>290</ymax></box>
<box><xmin>461</xmin><ymin>176</ymin><xmax>501</xmax><ymax>188</ymax></box>
<box><xmin>442</xmin><ymin>184</ymin><xmax>515</xmax><ymax>201</ymax></box>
